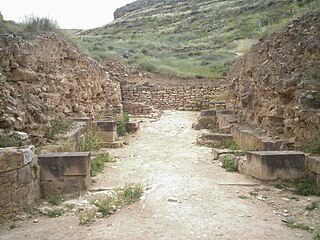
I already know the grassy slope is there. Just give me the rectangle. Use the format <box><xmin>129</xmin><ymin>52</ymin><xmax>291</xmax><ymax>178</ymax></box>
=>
<box><xmin>80</xmin><ymin>0</ymin><xmax>319</xmax><ymax>79</ymax></box>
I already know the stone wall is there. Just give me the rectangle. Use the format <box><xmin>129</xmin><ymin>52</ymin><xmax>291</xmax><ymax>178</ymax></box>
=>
<box><xmin>227</xmin><ymin>15</ymin><xmax>320</xmax><ymax>143</ymax></box>
<box><xmin>0</xmin><ymin>33</ymin><xmax>122</xmax><ymax>140</ymax></box>
<box><xmin>0</xmin><ymin>146</ymin><xmax>40</xmax><ymax>218</ymax></box>
<box><xmin>121</xmin><ymin>81</ymin><xmax>225</xmax><ymax>114</ymax></box>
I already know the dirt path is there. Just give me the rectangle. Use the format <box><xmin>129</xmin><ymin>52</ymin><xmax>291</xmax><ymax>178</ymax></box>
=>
<box><xmin>0</xmin><ymin>111</ymin><xmax>315</xmax><ymax>239</ymax></box>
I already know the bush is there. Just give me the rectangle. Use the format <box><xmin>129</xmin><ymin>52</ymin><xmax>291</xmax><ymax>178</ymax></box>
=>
<box><xmin>91</xmin><ymin>153</ymin><xmax>114</xmax><ymax>176</ymax></box>
<box><xmin>214</xmin><ymin>138</ymin><xmax>238</xmax><ymax>150</ymax></box>
<box><xmin>0</xmin><ymin>135</ymin><xmax>22</xmax><ymax>148</ymax></box>
<box><xmin>48</xmin><ymin>195</ymin><xmax>61</xmax><ymax>206</ymax></box>
<box><xmin>221</xmin><ymin>155</ymin><xmax>237</xmax><ymax>172</ymax></box>
<box><xmin>94</xmin><ymin>183</ymin><xmax>144</xmax><ymax>217</ymax></box>
<box><xmin>77</xmin><ymin>130</ymin><xmax>103</xmax><ymax>152</ymax></box>
<box><xmin>47</xmin><ymin>118</ymin><xmax>73</xmax><ymax>140</ymax></box>
<box><xmin>47</xmin><ymin>209</ymin><xmax>63</xmax><ymax>218</ymax></box>
<box><xmin>117</xmin><ymin>113</ymin><xmax>130</xmax><ymax>137</ymax></box>
<box><xmin>294</xmin><ymin>179</ymin><xmax>318</xmax><ymax>196</ymax></box>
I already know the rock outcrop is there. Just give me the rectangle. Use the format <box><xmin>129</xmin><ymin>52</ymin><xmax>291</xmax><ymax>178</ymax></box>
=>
<box><xmin>228</xmin><ymin>14</ymin><xmax>320</xmax><ymax>144</ymax></box>
<box><xmin>0</xmin><ymin>33</ymin><xmax>122</xmax><ymax>140</ymax></box>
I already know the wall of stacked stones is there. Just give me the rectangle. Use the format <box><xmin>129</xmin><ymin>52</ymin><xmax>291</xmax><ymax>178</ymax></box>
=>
<box><xmin>121</xmin><ymin>82</ymin><xmax>224</xmax><ymax>114</ymax></box>
<box><xmin>0</xmin><ymin>146</ymin><xmax>40</xmax><ymax>218</ymax></box>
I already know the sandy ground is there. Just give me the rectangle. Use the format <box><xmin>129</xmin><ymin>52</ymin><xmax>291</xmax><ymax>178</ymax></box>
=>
<box><xmin>0</xmin><ymin>111</ymin><xmax>318</xmax><ymax>240</ymax></box>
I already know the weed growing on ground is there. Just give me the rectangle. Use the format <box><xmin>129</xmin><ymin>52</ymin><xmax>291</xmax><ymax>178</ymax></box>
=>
<box><xmin>238</xmin><ymin>195</ymin><xmax>248</xmax><ymax>199</ymax></box>
<box><xmin>47</xmin><ymin>195</ymin><xmax>61</xmax><ymax>206</ymax></box>
<box><xmin>286</xmin><ymin>222</ymin><xmax>311</xmax><ymax>231</ymax></box>
<box><xmin>91</xmin><ymin>153</ymin><xmax>115</xmax><ymax>176</ymax></box>
<box><xmin>314</xmin><ymin>228</ymin><xmax>320</xmax><ymax>240</ymax></box>
<box><xmin>294</xmin><ymin>179</ymin><xmax>319</xmax><ymax>196</ymax></box>
<box><xmin>77</xmin><ymin>130</ymin><xmax>103</xmax><ymax>152</ymax></box>
<box><xmin>305</xmin><ymin>201</ymin><xmax>319</xmax><ymax>211</ymax></box>
<box><xmin>46</xmin><ymin>209</ymin><xmax>63</xmax><ymax>218</ymax></box>
<box><xmin>209</xmin><ymin>124</ymin><xmax>218</xmax><ymax>133</ymax></box>
<box><xmin>117</xmin><ymin>113</ymin><xmax>130</xmax><ymax>137</ymax></box>
<box><xmin>213</xmin><ymin>139</ymin><xmax>238</xmax><ymax>150</ymax></box>
<box><xmin>78</xmin><ymin>208</ymin><xmax>96</xmax><ymax>225</ymax></box>
<box><xmin>94</xmin><ymin>183</ymin><xmax>144</xmax><ymax>217</ymax></box>
<box><xmin>47</xmin><ymin>118</ymin><xmax>73</xmax><ymax>140</ymax></box>
<box><xmin>9</xmin><ymin>222</ymin><xmax>17</xmax><ymax>229</ymax></box>
<box><xmin>221</xmin><ymin>155</ymin><xmax>237</xmax><ymax>172</ymax></box>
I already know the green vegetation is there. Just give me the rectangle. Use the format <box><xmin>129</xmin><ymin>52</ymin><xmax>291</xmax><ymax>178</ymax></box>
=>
<box><xmin>79</xmin><ymin>0</ymin><xmax>320</xmax><ymax>79</ymax></box>
<box><xmin>315</xmin><ymin>228</ymin><xmax>320</xmax><ymax>240</ymax></box>
<box><xmin>91</xmin><ymin>153</ymin><xmax>115</xmax><ymax>176</ymax></box>
<box><xmin>221</xmin><ymin>155</ymin><xmax>237</xmax><ymax>172</ymax></box>
<box><xmin>209</xmin><ymin>124</ymin><xmax>218</xmax><ymax>134</ymax></box>
<box><xmin>95</xmin><ymin>183</ymin><xmax>144</xmax><ymax>217</ymax></box>
<box><xmin>305</xmin><ymin>201</ymin><xmax>319</xmax><ymax>211</ymax></box>
<box><xmin>47</xmin><ymin>195</ymin><xmax>61</xmax><ymax>206</ymax></box>
<box><xmin>0</xmin><ymin>135</ymin><xmax>22</xmax><ymax>148</ymax></box>
<box><xmin>78</xmin><ymin>208</ymin><xmax>96</xmax><ymax>225</ymax></box>
<box><xmin>9</xmin><ymin>222</ymin><xmax>17</xmax><ymax>229</ymax></box>
<box><xmin>286</xmin><ymin>221</ymin><xmax>311</xmax><ymax>231</ymax></box>
<box><xmin>46</xmin><ymin>209</ymin><xmax>63</xmax><ymax>218</ymax></box>
<box><xmin>212</xmin><ymin>91</ymin><xmax>229</xmax><ymax>101</ymax></box>
<box><xmin>47</xmin><ymin>118</ymin><xmax>73</xmax><ymax>140</ymax></box>
<box><xmin>294</xmin><ymin>179</ymin><xmax>319</xmax><ymax>196</ymax></box>
<box><xmin>238</xmin><ymin>195</ymin><xmax>248</xmax><ymax>199</ymax></box>
<box><xmin>77</xmin><ymin>130</ymin><xmax>103</xmax><ymax>152</ymax></box>
<box><xmin>301</xmin><ymin>130</ymin><xmax>320</xmax><ymax>154</ymax></box>
<box><xmin>213</xmin><ymin>138</ymin><xmax>238</xmax><ymax>150</ymax></box>
<box><xmin>117</xmin><ymin>113</ymin><xmax>130</xmax><ymax>137</ymax></box>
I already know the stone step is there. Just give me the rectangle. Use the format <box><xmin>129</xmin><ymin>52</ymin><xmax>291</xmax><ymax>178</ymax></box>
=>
<box><xmin>193</xmin><ymin>110</ymin><xmax>216</xmax><ymax>130</ymax></box>
<box><xmin>212</xmin><ymin>148</ymin><xmax>245</xmax><ymax>159</ymax></box>
<box><xmin>231</xmin><ymin>124</ymin><xmax>284</xmax><ymax>151</ymax></box>
<box><xmin>197</xmin><ymin>130</ymin><xmax>232</xmax><ymax>146</ymax></box>
<box><xmin>216</xmin><ymin>111</ymin><xmax>237</xmax><ymax>133</ymax></box>
<box><xmin>245</xmin><ymin>151</ymin><xmax>306</xmax><ymax>181</ymax></box>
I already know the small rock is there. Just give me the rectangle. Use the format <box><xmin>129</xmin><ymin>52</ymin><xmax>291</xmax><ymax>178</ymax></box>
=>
<box><xmin>281</xmin><ymin>198</ymin><xmax>290</xmax><ymax>202</ymax></box>
<box><xmin>283</xmin><ymin>210</ymin><xmax>288</xmax><ymax>213</ymax></box>
<box><xmin>95</xmin><ymin>212</ymin><xmax>103</xmax><ymax>218</ymax></box>
<box><xmin>33</xmin><ymin>219</ymin><xmax>39</xmax><ymax>223</ymax></box>
<box><xmin>281</xmin><ymin>216</ymin><xmax>295</xmax><ymax>224</ymax></box>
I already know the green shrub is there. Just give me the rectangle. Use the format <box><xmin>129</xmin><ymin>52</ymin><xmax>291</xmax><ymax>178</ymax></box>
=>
<box><xmin>47</xmin><ymin>209</ymin><xmax>63</xmax><ymax>218</ymax></box>
<box><xmin>213</xmin><ymin>138</ymin><xmax>238</xmax><ymax>150</ymax></box>
<box><xmin>47</xmin><ymin>118</ymin><xmax>73</xmax><ymax>140</ymax></box>
<box><xmin>221</xmin><ymin>155</ymin><xmax>237</xmax><ymax>172</ymax></box>
<box><xmin>0</xmin><ymin>135</ymin><xmax>22</xmax><ymax>148</ymax></box>
<box><xmin>91</xmin><ymin>153</ymin><xmax>114</xmax><ymax>176</ymax></box>
<box><xmin>48</xmin><ymin>195</ymin><xmax>61</xmax><ymax>206</ymax></box>
<box><xmin>77</xmin><ymin>130</ymin><xmax>103</xmax><ymax>152</ymax></box>
<box><xmin>117</xmin><ymin>113</ymin><xmax>130</xmax><ymax>137</ymax></box>
<box><xmin>95</xmin><ymin>183</ymin><xmax>144</xmax><ymax>217</ymax></box>
<box><xmin>294</xmin><ymin>179</ymin><xmax>318</xmax><ymax>196</ymax></box>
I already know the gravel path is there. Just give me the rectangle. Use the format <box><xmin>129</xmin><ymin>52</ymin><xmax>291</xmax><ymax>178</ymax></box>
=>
<box><xmin>0</xmin><ymin>111</ymin><xmax>313</xmax><ymax>240</ymax></box>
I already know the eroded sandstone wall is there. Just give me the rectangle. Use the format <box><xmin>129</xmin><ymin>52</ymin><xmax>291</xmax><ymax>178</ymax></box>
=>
<box><xmin>0</xmin><ymin>33</ymin><xmax>122</xmax><ymax>139</ymax></box>
<box><xmin>228</xmin><ymin>14</ymin><xmax>320</xmax><ymax>143</ymax></box>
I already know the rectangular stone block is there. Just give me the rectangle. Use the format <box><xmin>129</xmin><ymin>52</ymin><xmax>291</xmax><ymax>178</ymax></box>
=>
<box><xmin>126</xmin><ymin>122</ymin><xmax>139</xmax><ymax>133</ymax></box>
<box><xmin>0</xmin><ymin>170</ymin><xmax>17</xmax><ymax>185</ymax></box>
<box><xmin>93</xmin><ymin>121</ymin><xmax>117</xmax><ymax>132</ymax></box>
<box><xmin>63</xmin><ymin>175</ymin><xmax>91</xmax><ymax>194</ymax></box>
<box><xmin>39</xmin><ymin>152</ymin><xmax>91</xmax><ymax>179</ymax></box>
<box><xmin>62</xmin><ymin>152</ymin><xmax>91</xmax><ymax>176</ymax></box>
<box><xmin>307</xmin><ymin>156</ymin><xmax>320</xmax><ymax>174</ymax></box>
<box><xmin>246</xmin><ymin>151</ymin><xmax>306</xmax><ymax>181</ymax></box>
<box><xmin>18</xmin><ymin>165</ymin><xmax>32</xmax><ymax>184</ymax></box>
<box><xmin>200</xmin><ymin>110</ymin><xmax>216</xmax><ymax>117</ymax></box>
<box><xmin>96</xmin><ymin>131</ymin><xmax>117</xmax><ymax>142</ymax></box>
<box><xmin>40</xmin><ymin>180</ymin><xmax>63</xmax><ymax>197</ymax></box>
<box><xmin>0</xmin><ymin>149</ymin><xmax>23</xmax><ymax>173</ymax></box>
<box><xmin>0</xmin><ymin>184</ymin><xmax>13</xmax><ymax>207</ymax></box>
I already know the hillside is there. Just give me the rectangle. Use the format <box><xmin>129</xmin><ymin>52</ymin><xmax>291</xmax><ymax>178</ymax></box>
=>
<box><xmin>79</xmin><ymin>0</ymin><xmax>319</xmax><ymax>79</ymax></box>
